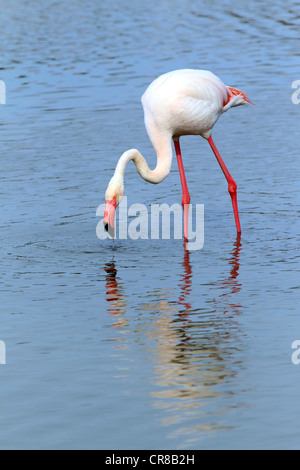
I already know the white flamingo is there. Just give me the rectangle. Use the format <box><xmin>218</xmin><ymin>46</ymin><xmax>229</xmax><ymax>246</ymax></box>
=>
<box><xmin>103</xmin><ymin>69</ymin><xmax>253</xmax><ymax>238</ymax></box>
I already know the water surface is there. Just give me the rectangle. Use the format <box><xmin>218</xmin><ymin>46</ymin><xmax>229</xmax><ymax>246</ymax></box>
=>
<box><xmin>0</xmin><ymin>0</ymin><xmax>299</xmax><ymax>450</ymax></box>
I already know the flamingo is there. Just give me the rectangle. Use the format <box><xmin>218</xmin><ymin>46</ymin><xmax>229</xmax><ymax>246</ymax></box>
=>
<box><xmin>103</xmin><ymin>69</ymin><xmax>253</xmax><ymax>238</ymax></box>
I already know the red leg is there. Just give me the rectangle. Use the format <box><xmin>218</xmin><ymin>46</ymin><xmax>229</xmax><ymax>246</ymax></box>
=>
<box><xmin>208</xmin><ymin>136</ymin><xmax>241</xmax><ymax>233</ymax></box>
<box><xmin>174</xmin><ymin>139</ymin><xmax>190</xmax><ymax>241</ymax></box>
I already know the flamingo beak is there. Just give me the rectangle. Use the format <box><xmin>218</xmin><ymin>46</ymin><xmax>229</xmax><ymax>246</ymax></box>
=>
<box><xmin>103</xmin><ymin>199</ymin><xmax>117</xmax><ymax>238</ymax></box>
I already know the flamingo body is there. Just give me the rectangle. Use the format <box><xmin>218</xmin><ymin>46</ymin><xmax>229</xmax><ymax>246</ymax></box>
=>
<box><xmin>142</xmin><ymin>69</ymin><xmax>247</xmax><ymax>140</ymax></box>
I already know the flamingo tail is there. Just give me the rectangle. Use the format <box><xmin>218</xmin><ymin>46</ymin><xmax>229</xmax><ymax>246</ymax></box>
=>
<box><xmin>228</xmin><ymin>86</ymin><xmax>254</xmax><ymax>105</ymax></box>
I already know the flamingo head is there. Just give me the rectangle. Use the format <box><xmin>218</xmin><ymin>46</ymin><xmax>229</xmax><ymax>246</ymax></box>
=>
<box><xmin>103</xmin><ymin>176</ymin><xmax>124</xmax><ymax>237</ymax></box>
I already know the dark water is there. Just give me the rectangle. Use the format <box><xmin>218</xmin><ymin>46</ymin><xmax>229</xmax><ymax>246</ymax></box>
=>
<box><xmin>0</xmin><ymin>0</ymin><xmax>300</xmax><ymax>449</ymax></box>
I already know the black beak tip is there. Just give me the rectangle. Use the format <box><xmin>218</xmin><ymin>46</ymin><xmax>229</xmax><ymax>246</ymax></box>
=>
<box><xmin>103</xmin><ymin>221</ymin><xmax>115</xmax><ymax>238</ymax></box>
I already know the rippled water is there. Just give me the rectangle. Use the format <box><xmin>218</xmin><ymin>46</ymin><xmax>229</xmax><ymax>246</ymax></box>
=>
<box><xmin>0</xmin><ymin>0</ymin><xmax>299</xmax><ymax>450</ymax></box>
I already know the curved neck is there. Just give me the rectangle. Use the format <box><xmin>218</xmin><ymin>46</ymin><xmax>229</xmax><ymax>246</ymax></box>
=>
<box><xmin>115</xmin><ymin>135</ymin><xmax>173</xmax><ymax>185</ymax></box>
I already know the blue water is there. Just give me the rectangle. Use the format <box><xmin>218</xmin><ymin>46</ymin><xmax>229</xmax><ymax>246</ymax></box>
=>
<box><xmin>0</xmin><ymin>0</ymin><xmax>299</xmax><ymax>450</ymax></box>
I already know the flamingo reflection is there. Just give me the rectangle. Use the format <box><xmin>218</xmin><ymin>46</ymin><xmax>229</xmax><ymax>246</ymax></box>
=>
<box><xmin>210</xmin><ymin>234</ymin><xmax>242</xmax><ymax>314</ymax></box>
<box><xmin>104</xmin><ymin>236</ymin><xmax>242</xmax><ymax>322</ymax></box>
<box><xmin>178</xmin><ymin>241</ymin><xmax>193</xmax><ymax>313</ymax></box>
<box><xmin>103</xmin><ymin>237</ymin><xmax>244</xmax><ymax>439</ymax></box>
<box><xmin>146</xmin><ymin>236</ymin><xmax>244</xmax><ymax>436</ymax></box>
<box><xmin>104</xmin><ymin>260</ymin><xmax>127</xmax><ymax>327</ymax></box>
